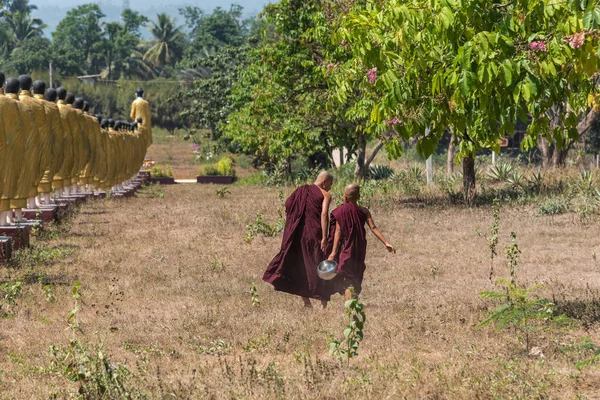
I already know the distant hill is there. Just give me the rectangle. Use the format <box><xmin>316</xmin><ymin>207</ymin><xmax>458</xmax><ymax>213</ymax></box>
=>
<box><xmin>33</xmin><ymin>0</ymin><xmax>270</xmax><ymax>39</ymax></box>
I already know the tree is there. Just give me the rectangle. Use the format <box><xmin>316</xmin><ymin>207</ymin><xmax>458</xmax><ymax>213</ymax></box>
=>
<box><xmin>180</xmin><ymin>4</ymin><xmax>248</xmax><ymax>61</ymax></box>
<box><xmin>177</xmin><ymin>45</ymin><xmax>250</xmax><ymax>139</ymax></box>
<box><xmin>52</xmin><ymin>4</ymin><xmax>106</xmax><ymax>76</ymax></box>
<box><xmin>8</xmin><ymin>36</ymin><xmax>51</xmax><ymax>73</ymax></box>
<box><xmin>3</xmin><ymin>10</ymin><xmax>45</xmax><ymax>44</ymax></box>
<box><xmin>335</xmin><ymin>0</ymin><xmax>600</xmax><ymax>203</ymax></box>
<box><xmin>143</xmin><ymin>13</ymin><xmax>185</xmax><ymax>70</ymax></box>
<box><xmin>100</xmin><ymin>10</ymin><xmax>149</xmax><ymax>80</ymax></box>
<box><xmin>221</xmin><ymin>0</ymin><xmax>382</xmax><ymax>175</ymax></box>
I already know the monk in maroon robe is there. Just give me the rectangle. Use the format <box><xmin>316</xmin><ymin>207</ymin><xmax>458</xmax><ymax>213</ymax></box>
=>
<box><xmin>263</xmin><ymin>171</ymin><xmax>333</xmax><ymax>308</ymax></box>
<box><xmin>327</xmin><ymin>183</ymin><xmax>395</xmax><ymax>299</ymax></box>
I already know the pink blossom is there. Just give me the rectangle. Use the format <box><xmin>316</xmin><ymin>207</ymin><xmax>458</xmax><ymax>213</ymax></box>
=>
<box><xmin>191</xmin><ymin>144</ymin><xmax>200</xmax><ymax>151</ymax></box>
<box><xmin>326</xmin><ymin>62</ymin><xmax>340</xmax><ymax>76</ymax></box>
<box><xmin>386</xmin><ymin>117</ymin><xmax>399</xmax><ymax>126</ymax></box>
<box><xmin>340</xmin><ymin>40</ymin><xmax>346</xmax><ymax>45</ymax></box>
<box><xmin>529</xmin><ymin>41</ymin><xmax>547</xmax><ymax>52</ymax></box>
<box><xmin>567</xmin><ymin>32</ymin><xmax>585</xmax><ymax>49</ymax></box>
<box><xmin>367</xmin><ymin>67</ymin><xmax>378</xmax><ymax>84</ymax></box>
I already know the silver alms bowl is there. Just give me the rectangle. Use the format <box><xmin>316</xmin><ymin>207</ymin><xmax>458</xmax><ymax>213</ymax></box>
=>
<box><xmin>317</xmin><ymin>260</ymin><xmax>338</xmax><ymax>280</ymax></box>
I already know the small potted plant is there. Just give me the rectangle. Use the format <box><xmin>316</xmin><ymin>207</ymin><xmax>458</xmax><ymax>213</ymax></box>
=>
<box><xmin>149</xmin><ymin>164</ymin><xmax>175</xmax><ymax>184</ymax></box>
<box><xmin>197</xmin><ymin>156</ymin><xmax>236</xmax><ymax>184</ymax></box>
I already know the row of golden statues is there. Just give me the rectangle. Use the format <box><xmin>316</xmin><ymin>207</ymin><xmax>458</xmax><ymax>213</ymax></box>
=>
<box><xmin>0</xmin><ymin>74</ymin><xmax>152</xmax><ymax>226</ymax></box>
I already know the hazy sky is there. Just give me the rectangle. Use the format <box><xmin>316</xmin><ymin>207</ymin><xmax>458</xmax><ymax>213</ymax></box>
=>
<box><xmin>33</xmin><ymin>0</ymin><xmax>271</xmax><ymax>36</ymax></box>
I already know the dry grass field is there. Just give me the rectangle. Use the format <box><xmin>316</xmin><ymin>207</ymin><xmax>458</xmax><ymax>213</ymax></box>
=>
<box><xmin>1</xmin><ymin>183</ymin><xmax>600</xmax><ymax>398</ymax></box>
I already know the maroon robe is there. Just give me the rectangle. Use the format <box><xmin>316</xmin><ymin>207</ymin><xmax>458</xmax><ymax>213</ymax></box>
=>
<box><xmin>263</xmin><ymin>184</ymin><xmax>329</xmax><ymax>299</ymax></box>
<box><xmin>326</xmin><ymin>202</ymin><xmax>368</xmax><ymax>296</ymax></box>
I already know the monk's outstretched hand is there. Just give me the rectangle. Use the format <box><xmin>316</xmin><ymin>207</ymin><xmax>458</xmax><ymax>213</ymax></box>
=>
<box><xmin>385</xmin><ymin>243</ymin><xmax>396</xmax><ymax>253</ymax></box>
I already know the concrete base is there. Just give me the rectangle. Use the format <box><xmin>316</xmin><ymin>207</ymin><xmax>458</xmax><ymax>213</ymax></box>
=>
<box><xmin>59</xmin><ymin>194</ymin><xmax>87</xmax><ymax>205</ymax></box>
<box><xmin>0</xmin><ymin>236</ymin><xmax>11</xmax><ymax>263</ymax></box>
<box><xmin>23</xmin><ymin>205</ymin><xmax>58</xmax><ymax>224</ymax></box>
<box><xmin>0</xmin><ymin>224</ymin><xmax>31</xmax><ymax>250</ymax></box>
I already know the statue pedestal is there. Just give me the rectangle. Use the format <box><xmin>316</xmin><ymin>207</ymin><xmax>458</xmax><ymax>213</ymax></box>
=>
<box><xmin>23</xmin><ymin>205</ymin><xmax>59</xmax><ymax>224</ymax></box>
<box><xmin>60</xmin><ymin>194</ymin><xmax>87</xmax><ymax>205</ymax></box>
<box><xmin>0</xmin><ymin>237</ymin><xmax>11</xmax><ymax>263</ymax></box>
<box><xmin>92</xmin><ymin>191</ymin><xmax>107</xmax><ymax>200</ymax></box>
<box><xmin>112</xmin><ymin>188</ymin><xmax>136</xmax><ymax>199</ymax></box>
<box><xmin>0</xmin><ymin>224</ymin><xmax>31</xmax><ymax>250</ymax></box>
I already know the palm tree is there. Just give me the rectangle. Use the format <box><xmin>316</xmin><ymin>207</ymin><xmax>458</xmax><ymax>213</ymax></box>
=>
<box><xmin>3</xmin><ymin>10</ymin><xmax>46</xmax><ymax>44</ymax></box>
<box><xmin>143</xmin><ymin>13</ymin><xmax>185</xmax><ymax>69</ymax></box>
<box><xmin>8</xmin><ymin>0</ymin><xmax>37</xmax><ymax>14</ymax></box>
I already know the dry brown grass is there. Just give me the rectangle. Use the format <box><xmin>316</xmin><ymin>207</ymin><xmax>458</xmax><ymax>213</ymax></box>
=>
<box><xmin>145</xmin><ymin>138</ymin><xmax>198</xmax><ymax>179</ymax></box>
<box><xmin>1</xmin><ymin>184</ymin><xmax>600</xmax><ymax>398</ymax></box>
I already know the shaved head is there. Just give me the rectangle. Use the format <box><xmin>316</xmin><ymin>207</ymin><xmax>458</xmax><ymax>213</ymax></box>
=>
<box><xmin>314</xmin><ymin>170</ymin><xmax>333</xmax><ymax>191</ymax></box>
<box><xmin>344</xmin><ymin>183</ymin><xmax>360</xmax><ymax>202</ymax></box>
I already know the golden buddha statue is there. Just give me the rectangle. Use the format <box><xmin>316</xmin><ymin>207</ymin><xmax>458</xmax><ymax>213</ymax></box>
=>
<box><xmin>55</xmin><ymin>88</ymin><xmax>76</xmax><ymax>194</ymax></box>
<box><xmin>130</xmin><ymin>87</ymin><xmax>152</xmax><ymax>150</ymax></box>
<box><xmin>18</xmin><ymin>75</ymin><xmax>52</xmax><ymax>208</ymax></box>
<box><xmin>32</xmin><ymin>82</ymin><xmax>63</xmax><ymax>203</ymax></box>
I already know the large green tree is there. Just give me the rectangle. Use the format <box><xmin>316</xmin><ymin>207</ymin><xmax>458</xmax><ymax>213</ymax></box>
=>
<box><xmin>333</xmin><ymin>0</ymin><xmax>600</xmax><ymax>202</ymax></box>
<box><xmin>101</xmin><ymin>10</ymin><xmax>149</xmax><ymax>80</ymax></box>
<box><xmin>180</xmin><ymin>4</ymin><xmax>248</xmax><ymax>61</ymax></box>
<box><xmin>52</xmin><ymin>4</ymin><xmax>106</xmax><ymax>76</ymax></box>
<box><xmin>222</xmin><ymin>0</ymin><xmax>380</xmax><ymax>174</ymax></box>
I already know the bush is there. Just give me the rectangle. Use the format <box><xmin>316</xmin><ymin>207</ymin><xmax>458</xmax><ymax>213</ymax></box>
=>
<box><xmin>150</xmin><ymin>164</ymin><xmax>173</xmax><ymax>178</ymax></box>
<box><xmin>198</xmin><ymin>156</ymin><xmax>236</xmax><ymax>176</ymax></box>
<box><xmin>368</xmin><ymin>164</ymin><xmax>395</xmax><ymax>180</ymax></box>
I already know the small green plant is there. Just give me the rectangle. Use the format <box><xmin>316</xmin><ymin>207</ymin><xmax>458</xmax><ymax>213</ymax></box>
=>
<box><xmin>68</xmin><ymin>281</ymin><xmax>84</xmax><ymax>335</ymax></box>
<box><xmin>329</xmin><ymin>288</ymin><xmax>366</xmax><ymax>364</ymax></box>
<box><xmin>408</xmin><ymin>164</ymin><xmax>424</xmax><ymax>182</ymax></box>
<box><xmin>150</xmin><ymin>164</ymin><xmax>173</xmax><ymax>178</ymax></box>
<box><xmin>487</xmin><ymin>161</ymin><xmax>514</xmax><ymax>182</ymax></box>
<box><xmin>250</xmin><ymin>283</ymin><xmax>260</xmax><ymax>307</ymax></box>
<box><xmin>536</xmin><ymin>198</ymin><xmax>568</xmax><ymax>216</ymax></box>
<box><xmin>216</xmin><ymin>187</ymin><xmax>231</xmax><ymax>197</ymax></box>
<box><xmin>430</xmin><ymin>263</ymin><xmax>438</xmax><ymax>279</ymax></box>
<box><xmin>43</xmin><ymin>285</ymin><xmax>55</xmax><ymax>303</ymax></box>
<box><xmin>507</xmin><ymin>170</ymin><xmax>526</xmax><ymax>190</ymax></box>
<box><xmin>48</xmin><ymin>341</ymin><xmax>140</xmax><ymax>398</ymax></box>
<box><xmin>527</xmin><ymin>171</ymin><xmax>544</xmax><ymax>193</ymax></box>
<box><xmin>140</xmin><ymin>182</ymin><xmax>165</xmax><ymax>199</ymax></box>
<box><xmin>209</xmin><ymin>259</ymin><xmax>225</xmax><ymax>272</ymax></box>
<box><xmin>0</xmin><ymin>280</ymin><xmax>22</xmax><ymax>316</ymax></box>
<box><xmin>368</xmin><ymin>164</ymin><xmax>395</xmax><ymax>180</ymax></box>
<box><xmin>244</xmin><ymin>214</ymin><xmax>282</xmax><ymax>243</ymax></box>
<box><xmin>478</xmin><ymin>232</ymin><xmax>569</xmax><ymax>353</ymax></box>
<box><xmin>478</xmin><ymin>198</ymin><xmax>500</xmax><ymax>281</ymax></box>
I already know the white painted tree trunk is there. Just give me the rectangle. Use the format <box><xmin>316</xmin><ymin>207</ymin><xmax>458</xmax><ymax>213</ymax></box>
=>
<box><xmin>426</xmin><ymin>156</ymin><xmax>433</xmax><ymax>185</ymax></box>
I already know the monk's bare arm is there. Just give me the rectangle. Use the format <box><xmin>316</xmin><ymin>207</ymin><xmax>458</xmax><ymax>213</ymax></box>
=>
<box><xmin>320</xmin><ymin>192</ymin><xmax>331</xmax><ymax>251</ymax></box>
<box><xmin>366</xmin><ymin>209</ymin><xmax>396</xmax><ymax>253</ymax></box>
<box><xmin>328</xmin><ymin>221</ymin><xmax>341</xmax><ymax>260</ymax></box>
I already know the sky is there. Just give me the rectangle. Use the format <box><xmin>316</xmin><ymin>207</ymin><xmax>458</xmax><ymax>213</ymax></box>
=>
<box><xmin>33</xmin><ymin>0</ymin><xmax>271</xmax><ymax>37</ymax></box>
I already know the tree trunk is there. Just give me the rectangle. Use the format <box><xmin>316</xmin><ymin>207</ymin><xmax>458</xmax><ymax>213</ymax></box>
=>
<box><xmin>463</xmin><ymin>154</ymin><xmax>476</xmax><ymax>206</ymax></box>
<box><xmin>447</xmin><ymin>133</ymin><xmax>456</xmax><ymax>174</ymax></box>
<box><xmin>552</xmin><ymin>147</ymin><xmax>569</xmax><ymax>168</ymax></box>
<box><xmin>537</xmin><ymin>137</ymin><xmax>553</xmax><ymax>168</ymax></box>
<box><xmin>354</xmin><ymin>131</ymin><xmax>367</xmax><ymax>179</ymax></box>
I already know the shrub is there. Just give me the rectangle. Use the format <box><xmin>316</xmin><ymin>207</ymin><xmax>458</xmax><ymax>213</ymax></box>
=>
<box><xmin>368</xmin><ymin>164</ymin><xmax>395</xmax><ymax>180</ymax></box>
<box><xmin>487</xmin><ymin>161</ymin><xmax>515</xmax><ymax>183</ymax></box>
<box><xmin>198</xmin><ymin>156</ymin><xmax>236</xmax><ymax>176</ymax></box>
<box><xmin>150</xmin><ymin>164</ymin><xmax>173</xmax><ymax>178</ymax></box>
<box><xmin>536</xmin><ymin>198</ymin><xmax>569</xmax><ymax>216</ymax></box>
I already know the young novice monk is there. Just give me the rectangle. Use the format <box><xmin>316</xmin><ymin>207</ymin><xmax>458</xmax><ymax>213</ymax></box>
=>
<box><xmin>327</xmin><ymin>183</ymin><xmax>395</xmax><ymax>300</ymax></box>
